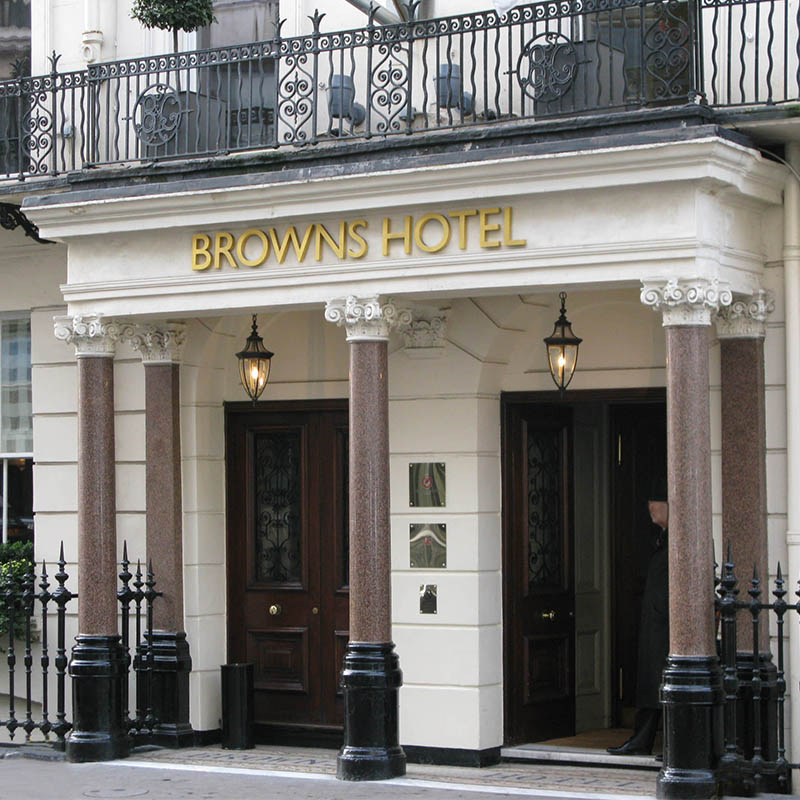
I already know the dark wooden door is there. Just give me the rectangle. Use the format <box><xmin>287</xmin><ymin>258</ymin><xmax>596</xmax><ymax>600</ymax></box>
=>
<box><xmin>610</xmin><ymin>402</ymin><xmax>667</xmax><ymax>727</ymax></box>
<box><xmin>504</xmin><ymin>403</ymin><xmax>575</xmax><ymax>743</ymax></box>
<box><xmin>226</xmin><ymin>401</ymin><xmax>349</xmax><ymax>734</ymax></box>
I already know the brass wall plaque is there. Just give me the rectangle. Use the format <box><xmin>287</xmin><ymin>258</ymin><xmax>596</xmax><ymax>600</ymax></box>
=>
<box><xmin>419</xmin><ymin>584</ymin><xmax>437</xmax><ymax>614</ymax></box>
<box><xmin>409</xmin><ymin>462</ymin><xmax>446</xmax><ymax>507</ymax></box>
<box><xmin>409</xmin><ymin>523</ymin><xmax>447</xmax><ymax>568</ymax></box>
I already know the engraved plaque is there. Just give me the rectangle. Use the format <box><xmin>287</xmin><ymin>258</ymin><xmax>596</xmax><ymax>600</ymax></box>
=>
<box><xmin>409</xmin><ymin>523</ymin><xmax>447</xmax><ymax>568</ymax></box>
<box><xmin>409</xmin><ymin>462</ymin><xmax>446</xmax><ymax>507</ymax></box>
<box><xmin>419</xmin><ymin>584</ymin><xmax>437</xmax><ymax>614</ymax></box>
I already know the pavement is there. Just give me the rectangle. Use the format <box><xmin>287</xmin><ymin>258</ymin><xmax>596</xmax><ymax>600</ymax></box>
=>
<box><xmin>0</xmin><ymin>743</ymin><xmax>789</xmax><ymax>800</ymax></box>
<box><xmin>1</xmin><ymin>743</ymin><xmax>662</xmax><ymax>800</ymax></box>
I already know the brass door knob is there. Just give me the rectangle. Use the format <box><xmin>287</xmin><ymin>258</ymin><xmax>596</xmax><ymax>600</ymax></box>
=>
<box><xmin>312</xmin><ymin>607</ymin><xmax>319</xmax><ymax>615</ymax></box>
<box><xmin>540</xmin><ymin>610</ymin><xmax>556</xmax><ymax>620</ymax></box>
<box><xmin>269</xmin><ymin>604</ymin><xmax>281</xmax><ymax>616</ymax></box>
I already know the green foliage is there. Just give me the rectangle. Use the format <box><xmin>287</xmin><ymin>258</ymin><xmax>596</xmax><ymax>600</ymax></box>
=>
<box><xmin>0</xmin><ymin>540</ymin><xmax>35</xmax><ymax>642</ymax></box>
<box><xmin>0</xmin><ymin>540</ymin><xmax>33</xmax><ymax>564</ymax></box>
<box><xmin>130</xmin><ymin>0</ymin><xmax>216</xmax><ymax>35</ymax></box>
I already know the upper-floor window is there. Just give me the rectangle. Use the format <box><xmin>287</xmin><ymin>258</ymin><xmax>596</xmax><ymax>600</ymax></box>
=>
<box><xmin>0</xmin><ymin>0</ymin><xmax>30</xmax><ymax>79</ymax></box>
<box><xmin>200</xmin><ymin>0</ymin><xmax>278</xmax><ymax>49</ymax></box>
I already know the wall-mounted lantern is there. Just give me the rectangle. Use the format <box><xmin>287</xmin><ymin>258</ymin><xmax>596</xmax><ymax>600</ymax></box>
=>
<box><xmin>543</xmin><ymin>292</ymin><xmax>581</xmax><ymax>393</ymax></box>
<box><xmin>236</xmin><ymin>314</ymin><xmax>273</xmax><ymax>403</ymax></box>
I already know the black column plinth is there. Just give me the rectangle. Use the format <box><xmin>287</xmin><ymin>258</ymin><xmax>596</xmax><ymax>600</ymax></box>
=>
<box><xmin>337</xmin><ymin>641</ymin><xmax>406</xmax><ymax>781</ymax></box>
<box><xmin>657</xmin><ymin>655</ymin><xmax>724</xmax><ymax>800</ymax></box>
<box><xmin>148</xmin><ymin>631</ymin><xmax>194</xmax><ymax>748</ymax></box>
<box><xmin>66</xmin><ymin>634</ymin><xmax>129</xmax><ymax>763</ymax></box>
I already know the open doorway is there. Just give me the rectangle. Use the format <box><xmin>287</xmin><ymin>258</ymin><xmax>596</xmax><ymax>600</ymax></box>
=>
<box><xmin>502</xmin><ymin>389</ymin><xmax>666</xmax><ymax>754</ymax></box>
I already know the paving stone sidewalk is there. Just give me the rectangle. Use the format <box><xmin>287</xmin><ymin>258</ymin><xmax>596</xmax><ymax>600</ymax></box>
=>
<box><xmin>130</xmin><ymin>744</ymin><xmax>659</xmax><ymax>796</ymax></box>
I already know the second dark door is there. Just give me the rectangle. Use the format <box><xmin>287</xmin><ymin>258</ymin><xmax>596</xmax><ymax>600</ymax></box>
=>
<box><xmin>226</xmin><ymin>401</ymin><xmax>349</xmax><ymax>735</ymax></box>
<box><xmin>504</xmin><ymin>402</ymin><xmax>576</xmax><ymax>743</ymax></box>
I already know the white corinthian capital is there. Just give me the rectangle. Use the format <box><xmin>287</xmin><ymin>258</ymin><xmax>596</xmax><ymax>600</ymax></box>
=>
<box><xmin>715</xmin><ymin>290</ymin><xmax>774</xmax><ymax>339</ymax></box>
<box><xmin>127</xmin><ymin>323</ymin><xmax>187</xmax><ymax>364</ymax></box>
<box><xmin>324</xmin><ymin>296</ymin><xmax>412</xmax><ymax>342</ymax></box>
<box><xmin>640</xmin><ymin>278</ymin><xmax>733</xmax><ymax>326</ymax></box>
<box><xmin>54</xmin><ymin>314</ymin><xmax>132</xmax><ymax>357</ymax></box>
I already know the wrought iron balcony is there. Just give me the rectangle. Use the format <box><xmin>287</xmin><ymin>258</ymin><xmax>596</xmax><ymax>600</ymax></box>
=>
<box><xmin>1</xmin><ymin>0</ymin><xmax>798</xmax><ymax>182</ymax></box>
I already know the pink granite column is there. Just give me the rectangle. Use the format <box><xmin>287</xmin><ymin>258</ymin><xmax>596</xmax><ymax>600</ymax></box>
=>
<box><xmin>325</xmin><ymin>296</ymin><xmax>409</xmax><ymax>781</ymax></box>
<box><xmin>78</xmin><ymin>354</ymin><xmax>118</xmax><ymax>635</ymax></box>
<box><xmin>54</xmin><ymin>314</ymin><xmax>129</xmax><ymax>762</ymax></box>
<box><xmin>133</xmin><ymin>324</ymin><xmax>193</xmax><ymax>747</ymax></box>
<box><xmin>717</xmin><ymin>294</ymin><xmax>772</xmax><ymax>652</ymax></box>
<box><xmin>641</xmin><ymin>280</ymin><xmax>729</xmax><ymax>800</ymax></box>
<box><xmin>665</xmin><ymin>322</ymin><xmax>717</xmax><ymax>658</ymax></box>
<box><xmin>348</xmin><ymin>339</ymin><xmax>392</xmax><ymax>641</ymax></box>
<box><xmin>716</xmin><ymin>294</ymin><xmax>783</xmax><ymax>787</ymax></box>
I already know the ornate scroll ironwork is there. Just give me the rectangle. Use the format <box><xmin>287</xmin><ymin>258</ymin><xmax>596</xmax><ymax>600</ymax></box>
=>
<box><xmin>133</xmin><ymin>83</ymin><xmax>182</xmax><ymax>147</ymax></box>
<box><xmin>517</xmin><ymin>32</ymin><xmax>578</xmax><ymax>103</ymax></box>
<box><xmin>0</xmin><ymin>0</ymin><xmax>797</xmax><ymax>178</ymax></box>
<box><xmin>643</xmin><ymin>0</ymin><xmax>691</xmax><ymax>100</ymax></box>
<box><xmin>254</xmin><ymin>430</ymin><xmax>302</xmax><ymax>584</ymax></box>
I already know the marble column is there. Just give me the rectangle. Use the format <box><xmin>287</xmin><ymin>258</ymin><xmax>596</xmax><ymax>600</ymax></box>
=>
<box><xmin>54</xmin><ymin>314</ymin><xmax>129</xmax><ymax>763</ymax></box>
<box><xmin>641</xmin><ymin>279</ymin><xmax>729</xmax><ymax>800</ymax></box>
<box><xmin>325</xmin><ymin>296</ymin><xmax>410</xmax><ymax>782</ymax></box>
<box><xmin>130</xmin><ymin>323</ymin><xmax>193</xmax><ymax>747</ymax></box>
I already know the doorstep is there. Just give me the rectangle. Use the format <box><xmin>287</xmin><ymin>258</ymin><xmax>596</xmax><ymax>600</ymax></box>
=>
<box><xmin>501</xmin><ymin>743</ymin><xmax>661</xmax><ymax>770</ymax></box>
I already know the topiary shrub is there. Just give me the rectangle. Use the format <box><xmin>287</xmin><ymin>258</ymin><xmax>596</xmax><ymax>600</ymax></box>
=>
<box><xmin>131</xmin><ymin>0</ymin><xmax>216</xmax><ymax>54</ymax></box>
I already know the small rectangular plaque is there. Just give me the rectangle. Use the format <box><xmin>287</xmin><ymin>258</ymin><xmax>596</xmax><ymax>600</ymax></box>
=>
<box><xmin>419</xmin><ymin>584</ymin><xmax>437</xmax><ymax>614</ymax></box>
<box><xmin>409</xmin><ymin>523</ymin><xmax>447</xmax><ymax>568</ymax></box>
<box><xmin>409</xmin><ymin>462</ymin><xmax>446</xmax><ymax>507</ymax></box>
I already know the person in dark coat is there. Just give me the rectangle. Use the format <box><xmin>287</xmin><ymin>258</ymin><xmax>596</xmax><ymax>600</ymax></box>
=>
<box><xmin>608</xmin><ymin>479</ymin><xmax>669</xmax><ymax>756</ymax></box>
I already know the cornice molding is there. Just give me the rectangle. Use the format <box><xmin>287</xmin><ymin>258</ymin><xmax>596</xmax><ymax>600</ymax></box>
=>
<box><xmin>641</xmin><ymin>278</ymin><xmax>733</xmax><ymax>326</ymax></box>
<box><xmin>715</xmin><ymin>290</ymin><xmax>773</xmax><ymax>338</ymax></box>
<box><xmin>53</xmin><ymin>314</ymin><xmax>131</xmax><ymax>357</ymax></box>
<box><xmin>325</xmin><ymin>296</ymin><xmax>412</xmax><ymax>342</ymax></box>
<box><xmin>25</xmin><ymin>138</ymin><xmax>785</xmax><ymax>240</ymax></box>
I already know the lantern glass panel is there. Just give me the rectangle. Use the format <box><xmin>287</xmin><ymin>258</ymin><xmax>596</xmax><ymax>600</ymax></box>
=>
<box><xmin>547</xmin><ymin>343</ymin><xmax>579</xmax><ymax>389</ymax></box>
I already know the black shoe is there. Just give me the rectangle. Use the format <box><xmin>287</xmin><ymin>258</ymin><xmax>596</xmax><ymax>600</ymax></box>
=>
<box><xmin>607</xmin><ymin>738</ymin><xmax>652</xmax><ymax>756</ymax></box>
<box><xmin>607</xmin><ymin>710</ymin><xmax>660</xmax><ymax>756</ymax></box>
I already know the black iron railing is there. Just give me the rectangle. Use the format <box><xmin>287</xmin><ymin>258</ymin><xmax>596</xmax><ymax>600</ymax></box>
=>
<box><xmin>1</xmin><ymin>543</ymin><xmax>73</xmax><ymax>746</ymax></box>
<box><xmin>715</xmin><ymin>545</ymin><xmax>799</xmax><ymax>796</ymax></box>
<box><xmin>0</xmin><ymin>542</ymin><xmax>161</xmax><ymax>749</ymax></box>
<box><xmin>0</xmin><ymin>0</ymin><xmax>798</xmax><ymax>181</ymax></box>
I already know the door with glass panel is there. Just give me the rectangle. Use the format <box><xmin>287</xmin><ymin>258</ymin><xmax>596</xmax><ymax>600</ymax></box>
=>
<box><xmin>503</xmin><ymin>402</ymin><xmax>576</xmax><ymax>743</ymax></box>
<box><xmin>226</xmin><ymin>401</ymin><xmax>348</xmax><ymax>733</ymax></box>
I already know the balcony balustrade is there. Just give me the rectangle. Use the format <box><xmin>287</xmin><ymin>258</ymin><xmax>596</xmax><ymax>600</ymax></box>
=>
<box><xmin>0</xmin><ymin>0</ymin><xmax>797</xmax><ymax>182</ymax></box>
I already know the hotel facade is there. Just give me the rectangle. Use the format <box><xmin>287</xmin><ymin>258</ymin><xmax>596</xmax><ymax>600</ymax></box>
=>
<box><xmin>0</xmin><ymin>0</ymin><xmax>798</xmax><ymax>796</ymax></box>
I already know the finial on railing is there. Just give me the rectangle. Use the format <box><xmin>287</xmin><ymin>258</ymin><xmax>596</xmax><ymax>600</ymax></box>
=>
<box><xmin>368</xmin><ymin>1</ymin><xmax>379</xmax><ymax>27</ymax></box>
<box><xmin>48</xmin><ymin>51</ymin><xmax>61</xmax><ymax>75</ymax></box>
<box><xmin>403</xmin><ymin>1</ymin><xmax>422</xmax><ymax>21</ymax></box>
<box><xmin>272</xmin><ymin>5</ymin><xmax>286</xmax><ymax>40</ymax></box>
<box><xmin>309</xmin><ymin>9</ymin><xmax>325</xmax><ymax>33</ymax></box>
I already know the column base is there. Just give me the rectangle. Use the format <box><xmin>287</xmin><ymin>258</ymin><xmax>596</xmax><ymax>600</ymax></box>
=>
<box><xmin>337</xmin><ymin>641</ymin><xmax>406</xmax><ymax>781</ymax></box>
<box><xmin>149</xmin><ymin>631</ymin><xmax>194</xmax><ymax>748</ymax></box>
<box><xmin>657</xmin><ymin>655</ymin><xmax>723</xmax><ymax>800</ymax></box>
<box><xmin>66</xmin><ymin>634</ymin><xmax>130</xmax><ymax>763</ymax></box>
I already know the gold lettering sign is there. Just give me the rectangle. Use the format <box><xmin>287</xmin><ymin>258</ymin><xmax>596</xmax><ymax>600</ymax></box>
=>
<box><xmin>191</xmin><ymin>206</ymin><xmax>526</xmax><ymax>271</ymax></box>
